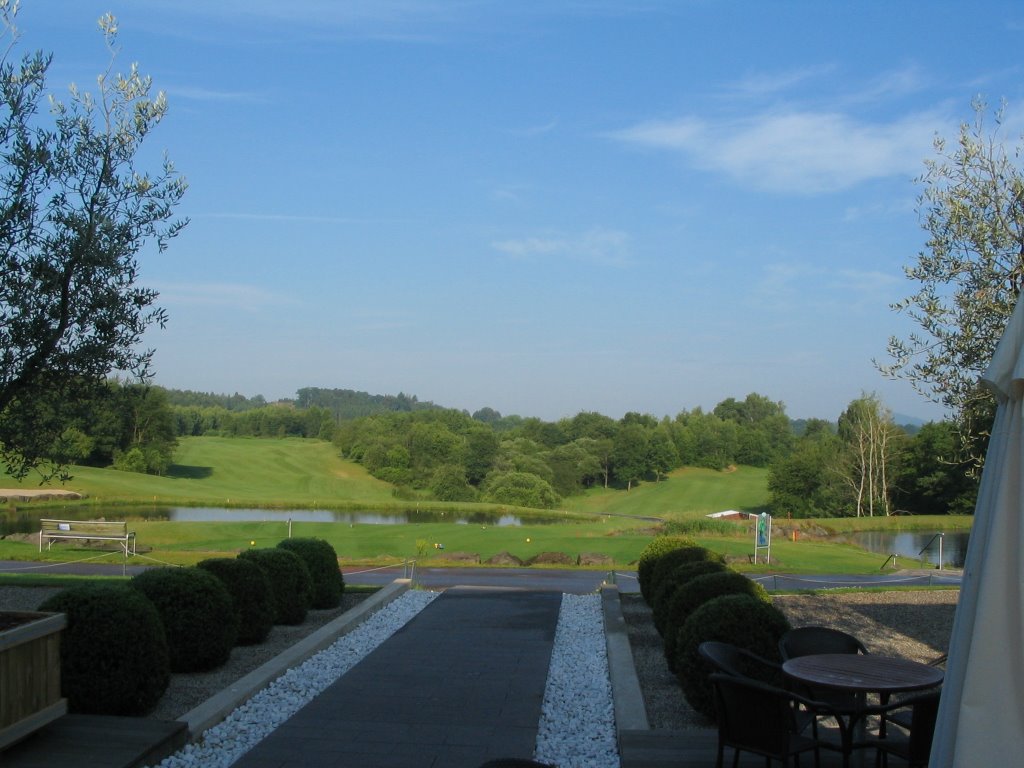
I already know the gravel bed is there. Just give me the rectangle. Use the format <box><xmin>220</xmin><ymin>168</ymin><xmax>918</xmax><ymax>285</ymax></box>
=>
<box><xmin>535</xmin><ymin>593</ymin><xmax>619</xmax><ymax>768</ymax></box>
<box><xmin>620</xmin><ymin>587</ymin><xmax>960</xmax><ymax>730</ymax></box>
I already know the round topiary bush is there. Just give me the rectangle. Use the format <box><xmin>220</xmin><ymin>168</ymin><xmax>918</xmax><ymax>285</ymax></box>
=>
<box><xmin>197</xmin><ymin>556</ymin><xmax>275</xmax><ymax>645</ymax></box>
<box><xmin>38</xmin><ymin>584</ymin><xmax>169</xmax><ymax>715</ymax></box>
<box><xmin>662</xmin><ymin>570</ymin><xmax>771</xmax><ymax>669</ymax></box>
<box><xmin>636</xmin><ymin>535</ymin><xmax>698</xmax><ymax>602</ymax></box>
<box><xmin>277</xmin><ymin>537</ymin><xmax>344</xmax><ymax>609</ymax></box>
<box><xmin>673</xmin><ymin>593</ymin><xmax>791</xmax><ymax>719</ymax></box>
<box><xmin>131</xmin><ymin>566</ymin><xmax>237</xmax><ymax>672</ymax></box>
<box><xmin>239</xmin><ymin>547</ymin><xmax>313</xmax><ymax>625</ymax></box>
<box><xmin>650</xmin><ymin>559</ymin><xmax>730</xmax><ymax>635</ymax></box>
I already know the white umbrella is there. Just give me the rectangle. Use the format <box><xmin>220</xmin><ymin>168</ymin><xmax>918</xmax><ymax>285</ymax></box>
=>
<box><xmin>930</xmin><ymin>296</ymin><xmax>1024</xmax><ymax>766</ymax></box>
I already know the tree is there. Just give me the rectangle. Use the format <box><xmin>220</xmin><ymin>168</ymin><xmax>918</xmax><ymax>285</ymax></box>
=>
<box><xmin>767</xmin><ymin>431</ymin><xmax>845</xmax><ymax>518</ymax></box>
<box><xmin>880</xmin><ymin>99</ymin><xmax>1023</xmax><ymax>469</ymax></box>
<box><xmin>892</xmin><ymin>421</ymin><xmax>980</xmax><ymax>515</ymax></box>
<box><xmin>646</xmin><ymin>426</ymin><xmax>680</xmax><ymax>481</ymax></box>
<box><xmin>612</xmin><ymin>424</ymin><xmax>649</xmax><ymax>490</ymax></box>
<box><xmin>0</xmin><ymin>7</ymin><xmax>187</xmax><ymax>478</ymax></box>
<box><xmin>482</xmin><ymin>471</ymin><xmax>559</xmax><ymax>509</ymax></box>
<box><xmin>836</xmin><ymin>394</ymin><xmax>905</xmax><ymax>517</ymax></box>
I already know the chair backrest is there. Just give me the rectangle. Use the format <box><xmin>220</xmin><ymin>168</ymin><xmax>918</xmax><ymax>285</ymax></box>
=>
<box><xmin>699</xmin><ymin>641</ymin><xmax>782</xmax><ymax>685</ymax></box>
<box><xmin>778</xmin><ymin>626</ymin><xmax>868</xmax><ymax>660</ymax></box>
<box><xmin>709</xmin><ymin>673</ymin><xmax>803</xmax><ymax>757</ymax></box>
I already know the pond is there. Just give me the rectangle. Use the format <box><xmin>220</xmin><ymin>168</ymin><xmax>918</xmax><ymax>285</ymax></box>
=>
<box><xmin>0</xmin><ymin>506</ymin><xmax>571</xmax><ymax>536</ymax></box>
<box><xmin>837</xmin><ymin>530</ymin><xmax>970</xmax><ymax>568</ymax></box>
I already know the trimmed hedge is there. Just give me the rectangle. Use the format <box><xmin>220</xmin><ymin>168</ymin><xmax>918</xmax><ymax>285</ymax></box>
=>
<box><xmin>131</xmin><ymin>566</ymin><xmax>237</xmax><ymax>672</ymax></box>
<box><xmin>239</xmin><ymin>547</ymin><xmax>313</xmax><ymax>625</ymax></box>
<box><xmin>39</xmin><ymin>584</ymin><xmax>170</xmax><ymax>715</ymax></box>
<box><xmin>277</xmin><ymin>537</ymin><xmax>344</xmax><ymax>609</ymax></box>
<box><xmin>636</xmin><ymin>535</ymin><xmax>698</xmax><ymax>602</ymax></box>
<box><xmin>649</xmin><ymin>559</ymin><xmax>730</xmax><ymax>635</ymax></box>
<box><xmin>198</xmin><ymin>557</ymin><xmax>275</xmax><ymax>645</ymax></box>
<box><xmin>672</xmin><ymin>594</ymin><xmax>791</xmax><ymax>719</ymax></box>
<box><xmin>662</xmin><ymin>570</ymin><xmax>771</xmax><ymax>669</ymax></box>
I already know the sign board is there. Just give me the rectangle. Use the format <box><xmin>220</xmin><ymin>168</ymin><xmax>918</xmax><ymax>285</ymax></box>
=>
<box><xmin>753</xmin><ymin>512</ymin><xmax>771</xmax><ymax>564</ymax></box>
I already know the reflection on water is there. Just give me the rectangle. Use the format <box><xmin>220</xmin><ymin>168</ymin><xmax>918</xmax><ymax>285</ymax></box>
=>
<box><xmin>0</xmin><ymin>505</ymin><xmax>569</xmax><ymax>536</ymax></box>
<box><xmin>838</xmin><ymin>530</ymin><xmax>970</xmax><ymax>568</ymax></box>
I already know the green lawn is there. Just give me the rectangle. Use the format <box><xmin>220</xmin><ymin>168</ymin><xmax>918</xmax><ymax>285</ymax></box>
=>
<box><xmin>2</xmin><ymin>437</ymin><xmax>397</xmax><ymax>508</ymax></box>
<box><xmin>0</xmin><ymin>436</ymin><xmax>969</xmax><ymax>573</ymax></box>
<box><xmin>563</xmin><ymin>465</ymin><xmax>770</xmax><ymax>519</ymax></box>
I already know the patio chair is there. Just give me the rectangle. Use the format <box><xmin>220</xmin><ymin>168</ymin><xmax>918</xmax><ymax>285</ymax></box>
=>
<box><xmin>778</xmin><ymin>626</ymin><xmax>869</xmax><ymax>661</ymax></box>
<box><xmin>709</xmin><ymin>672</ymin><xmax>852</xmax><ymax>768</ymax></box>
<box><xmin>779</xmin><ymin>626</ymin><xmax>869</xmax><ymax>720</ymax></box>
<box><xmin>699</xmin><ymin>640</ymin><xmax>786</xmax><ymax>684</ymax></box>
<box><xmin>859</xmin><ymin>689</ymin><xmax>941</xmax><ymax>768</ymax></box>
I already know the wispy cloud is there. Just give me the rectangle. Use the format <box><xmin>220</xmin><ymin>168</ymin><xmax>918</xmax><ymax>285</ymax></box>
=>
<box><xmin>155</xmin><ymin>281</ymin><xmax>291</xmax><ymax>310</ymax></box>
<box><xmin>508</xmin><ymin>118</ymin><xmax>560</xmax><ymax>137</ymax></box>
<box><xmin>166</xmin><ymin>86</ymin><xmax>270</xmax><ymax>104</ymax></box>
<box><xmin>610</xmin><ymin>108</ymin><xmax>951</xmax><ymax>194</ymax></box>
<box><xmin>725</xmin><ymin>64</ymin><xmax>835</xmax><ymax>98</ymax></box>
<box><xmin>491</xmin><ymin>227</ymin><xmax>633</xmax><ymax>266</ymax></box>
<box><xmin>200</xmin><ymin>212</ymin><xmax>408</xmax><ymax>225</ymax></box>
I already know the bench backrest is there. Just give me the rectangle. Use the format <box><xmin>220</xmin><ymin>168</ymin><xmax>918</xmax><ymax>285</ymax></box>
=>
<box><xmin>40</xmin><ymin>519</ymin><xmax>129</xmax><ymax>536</ymax></box>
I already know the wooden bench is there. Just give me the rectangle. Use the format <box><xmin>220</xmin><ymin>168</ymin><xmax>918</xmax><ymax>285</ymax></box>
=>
<box><xmin>39</xmin><ymin>519</ymin><xmax>136</xmax><ymax>557</ymax></box>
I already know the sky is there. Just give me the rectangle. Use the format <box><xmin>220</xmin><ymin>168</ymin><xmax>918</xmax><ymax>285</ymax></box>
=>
<box><xmin>13</xmin><ymin>1</ymin><xmax>1024</xmax><ymax>422</ymax></box>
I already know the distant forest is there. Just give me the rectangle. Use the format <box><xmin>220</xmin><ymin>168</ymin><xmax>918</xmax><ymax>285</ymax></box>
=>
<box><xmin>43</xmin><ymin>383</ymin><xmax>977</xmax><ymax>519</ymax></box>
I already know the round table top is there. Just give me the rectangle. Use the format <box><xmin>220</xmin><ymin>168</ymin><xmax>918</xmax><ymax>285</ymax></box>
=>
<box><xmin>782</xmin><ymin>653</ymin><xmax>944</xmax><ymax>694</ymax></box>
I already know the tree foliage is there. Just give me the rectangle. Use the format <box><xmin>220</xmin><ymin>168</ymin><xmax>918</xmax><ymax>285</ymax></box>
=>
<box><xmin>881</xmin><ymin>99</ymin><xmax>1023</xmax><ymax>468</ymax></box>
<box><xmin>0</xmin><ymin>6</ymin><xmax>187</xmax><ymax>478</ymax></box>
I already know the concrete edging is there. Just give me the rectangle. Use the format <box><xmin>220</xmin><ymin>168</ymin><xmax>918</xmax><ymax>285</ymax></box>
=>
<box><xmin>601</xmin><ymin>584</ymin><xmax>650</xmax><ymax>736</ymax></box>
<box><xmin>179</xmin><ymin>578</ymin><xmax>412</xmax><ymax>737</ymax></box>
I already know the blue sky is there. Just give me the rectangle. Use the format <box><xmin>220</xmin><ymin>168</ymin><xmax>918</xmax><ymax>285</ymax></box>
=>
<box><xmin>16</xmin><ymin>1</ymin><xmax>1024</xmax><ymax>422</ymax></box>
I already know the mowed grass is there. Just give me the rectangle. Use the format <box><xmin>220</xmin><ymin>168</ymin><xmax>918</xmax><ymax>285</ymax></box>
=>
<box><xmin>562</xmin><ymin>465</ymin><xmax>770</xmax><ymax>519</ymax></box>
<box><xmin>1</xmin><ymin>437</ymin><xmax>396</xmax><ymax>507</ymax></box>
<box><xmin>0</xmin><ymin>436</ymin><xmax>967</xmax><ymax>573</ymax></box>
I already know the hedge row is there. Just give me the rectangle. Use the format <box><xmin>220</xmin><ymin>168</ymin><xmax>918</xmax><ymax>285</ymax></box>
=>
<box><xmin>636</xmin><ymin>534</ymin><xmax>791</xmax><ymax>719</ymax></box>
<box><xmin>39</xmin><ymin>536</ymin><xmax>344</xmax><ymax>716</ymax></box>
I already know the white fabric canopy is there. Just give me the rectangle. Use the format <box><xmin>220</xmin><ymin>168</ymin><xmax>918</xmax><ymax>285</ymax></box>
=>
<box><xmin>930</xmin><ymin>296</ymin><xmax>1024</xmax><ymax>766</ymax></box>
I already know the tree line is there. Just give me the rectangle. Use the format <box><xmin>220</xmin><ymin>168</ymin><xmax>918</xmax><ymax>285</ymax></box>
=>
<box><xmin>21</xmin><ymin>379</ymin><xmax>978</xmax><ymax>516</ymax></box>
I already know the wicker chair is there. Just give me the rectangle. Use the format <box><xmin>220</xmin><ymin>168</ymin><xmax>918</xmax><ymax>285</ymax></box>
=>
<box><xmin>709</xmin><ymin>672</ymin><xmax>852</xmax><ymax>768</ymax></box>
<box><xmin>778</xmin><ymin>626</ymin><xmax>869</xmax><ymax>661</ymax></box>
<box><xmin>860</xmin><ymin>689</ymin><xmax>941</xmax><ymax>768</ymax></box>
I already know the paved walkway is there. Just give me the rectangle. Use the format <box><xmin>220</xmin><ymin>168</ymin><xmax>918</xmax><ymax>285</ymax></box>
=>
<box><xmin>231</xmin><ymin>586</ymin><xmax>562</xmax><ymax>768</ymax></box>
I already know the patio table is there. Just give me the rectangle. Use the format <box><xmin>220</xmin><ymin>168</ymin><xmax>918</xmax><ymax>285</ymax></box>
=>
<box><xmin>783</xmin><ymin>653</ymin><xmax>944</xmax><ymax>767</ymax></box>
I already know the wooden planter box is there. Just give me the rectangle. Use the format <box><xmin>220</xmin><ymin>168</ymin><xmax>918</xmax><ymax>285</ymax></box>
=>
<box><xmin>0</xmin><ymin>611</ymin><xmax>67</xmax><ymax>750</ymax></box>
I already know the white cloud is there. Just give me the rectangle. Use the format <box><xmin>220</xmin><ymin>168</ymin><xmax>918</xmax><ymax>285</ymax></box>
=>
<box><xmin>491</xmin><ymin>227</ymin><xmax>633</xmax><ymax>266</ymax></box>
<box><xmin>610</xmin><ymin>108</ymin><xmax>952</xmax><ymax>194</ymax></box>
<box><xmin>725</xmin><ymin>64</ymin><xmax>836</xmax><ymax>98</ymax></box>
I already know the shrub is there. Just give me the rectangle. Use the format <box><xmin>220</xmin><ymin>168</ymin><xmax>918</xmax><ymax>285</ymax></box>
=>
<box><xmin>647</xmin><ymin>546</ymin><xmax>726</xmax><ymax>610</ymax></box>
<box><xmin>131</xmin><ymin>566</ymin><xmax>237</xmax><ymax>672</ymax></box>
<box><xmin>662</xmin><ymin>571</ymin><xmax>771</xmax><ymax>668</ymax></box>
<box><xmin>672</xmin><ymin>594</ymin><xmax>791</xmax><ymax>719</ymax></box>
<box><xmin>39</xmin><ymin>584</ymin><xmax>169</xmax><ymax>715</ymax></box>
<box><xmin>649</xmin><ymin>559</ymin><xmax>730</xmax><ymax>635</ymax></box>
<box><xmin>239</xmin><ymin>547</ymin><xmax>313</xmax><ymax>624</ymax></box>
<box><xmin>636</xmin><ymin>535</ymin><xmax>698</xmax><ymax>602</ymax></box>
<box><xmin>198</xmin><ymin>557</ymin><xmax>275</xmax><ymax>644</ymax></box>
<box><xmin>277</xmin><ymin>537</ymin><xmax>345</xmax><ymax>609</ymax></box>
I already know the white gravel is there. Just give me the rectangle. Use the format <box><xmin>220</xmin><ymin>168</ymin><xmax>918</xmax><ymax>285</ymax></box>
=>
<box><xmin>143</xmin><ymin>589</ymin><xmax>620</xmax><ymax>768</ymax></box>
<box><xmin>144</xmin><ymin>589</ymin><xmax>439</xmax><ymax>768</ymax></box>
<box><xmin>535</xmin><ymin>593</ymin><xmax>620</xmax><ymax>768</ymax></box>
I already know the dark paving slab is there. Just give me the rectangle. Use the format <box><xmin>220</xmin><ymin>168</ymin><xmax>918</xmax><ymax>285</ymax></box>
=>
<box><xmin>231</xmin><ymin>586</ymin><xmax>562</xmax><ymax>768</ymax></box>
<box><xmin>0</xmin><ymin>714</ymin><xmax>186</xmax><ymax>768</ymax></box>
